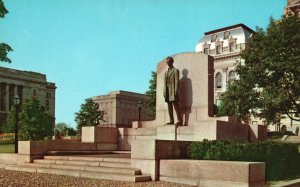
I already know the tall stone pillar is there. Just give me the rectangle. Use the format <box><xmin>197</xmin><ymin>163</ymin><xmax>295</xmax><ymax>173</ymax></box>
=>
<box><xmin>22</xmin><ymin>86</ymin><xmax>27</xmax><ymax>103</ymax></box>
<box><xmin>14</xmin><ymin>84</ymin><xmax>18</xmax><ymax>97</ymax></box>
<box><xmin>222</xmin><ymin>67</ymin><xmax>228</xmax><ymax>91</ymax></box>
<box><xmin>5</xmin><ymin>84</ymin><xmax>9</xmax><ymax>112</ymax></box>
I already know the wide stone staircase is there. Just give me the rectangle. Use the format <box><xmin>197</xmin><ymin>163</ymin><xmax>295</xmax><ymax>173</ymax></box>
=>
<box><xmin>5</xmin><ymin>152</ymin><xmax>151</xmax><ymax>182</ymax></box>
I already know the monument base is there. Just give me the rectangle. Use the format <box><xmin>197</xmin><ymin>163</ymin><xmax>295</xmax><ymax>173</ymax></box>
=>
<box><xmin>130</xmin><ymin>118</ymin><xmax>267</xmax><ymax>143</ymax></box>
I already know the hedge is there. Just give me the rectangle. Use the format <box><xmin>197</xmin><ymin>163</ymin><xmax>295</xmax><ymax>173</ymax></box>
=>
<box><xmin>187</xmin><ymin>140</ymin><xmax>300</xmax><ymax>181</ymax></box>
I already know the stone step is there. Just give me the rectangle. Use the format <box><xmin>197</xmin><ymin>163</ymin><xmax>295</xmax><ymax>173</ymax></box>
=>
<box><xmin>34</xmin><ymin>159</ymin><xmax>131</xmax><ymax>168</ymax></box>
<box><xmin>43</xmin><ymin>155</ymin><xmax>131</xmax><ymax>163</ymax></box>
<box><xmin>4</xmin><ymin>165</ymin><xmax>151</xmax><ymax>182</ymax></box>
<box><xmin>20</xmin><ymin>162</ymin><xmax>141</xmax><ymax>175</ymax></box>
<box><xmin>100</xmin><ymin>161</ymin><xmax>131</xmax><ymax>168</ymax></box>
<box><xmin>46</xmin><ymin>151</ymin><xmax>131</xmax><ymax>156</ymax></box>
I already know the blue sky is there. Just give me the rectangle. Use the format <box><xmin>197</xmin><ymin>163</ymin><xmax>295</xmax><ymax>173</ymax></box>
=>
<box><xmin>0</xmin><ymin>0</ymin><xmax>286</xmax><ymax>128</ymax></box>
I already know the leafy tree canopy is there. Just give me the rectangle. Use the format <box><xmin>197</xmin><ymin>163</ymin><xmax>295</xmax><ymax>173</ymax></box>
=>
<box><xmin>220</xmin><ymin>15</ymin><xmax>300</xmax><ymax>125</ymax></box>
<box><xmin>0</xmin><ymin>0</ymin><xmax>8</xmax><ymax>18</ymax></box>
<box><xmin>19</xmin><ymin>97</ymin><xmax>54</xmax><ymax>140</ymax></box>
<box><xmin>145</xmin><ymin>71</ymin><xmax>157</xmax><ymax>119</ymax></box>
<box><xmin>54</xmin><ymin>122</ymin><xmax>77</xmax><ymax>136</ymax></box>
<box><xmin>75</xmin><ymin>98</ymin><xmax>105</xmax><ymax>131</ymax></box>
<box><xmin>0</xmin><ymin>43</ymin><xmax>13</xmax><ymax>63</ymax></box>
<box><xmin>0</xmin><ymin>0</ymin><xmax>12</xmax><ymax>63</ymax></box>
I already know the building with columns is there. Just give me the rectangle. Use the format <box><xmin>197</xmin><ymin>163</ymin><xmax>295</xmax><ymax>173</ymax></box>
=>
<box><xmin>195</xmin><ymin>23</ymin><xmax>255</xmax><ymax>105</ymax></box>
<box><xmin>92</xmin><ymin>90</ymin><xmax>152</xmax><ymax>128</ymax></box>
<box><xmin>0</xmin><ymin>66</ymin><xmax>56</xmax><ymax>127</ymax></box>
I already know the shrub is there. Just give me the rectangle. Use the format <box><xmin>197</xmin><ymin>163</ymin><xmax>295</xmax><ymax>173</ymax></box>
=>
<box><xmin>187</xmin><ymin>140</ymin><xmax>300</xmax><ymax>181</ymax></box>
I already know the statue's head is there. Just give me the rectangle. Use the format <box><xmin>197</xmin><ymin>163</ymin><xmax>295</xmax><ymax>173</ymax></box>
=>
<box><xmin>182</xmin><ymin>69</ymin><xmax>188</xmax><ymax>77</ymax></box>
<box><xmin>166</xmin><ymin>56</ymin><xmax>174</xmax><ymax>68</ymax></box>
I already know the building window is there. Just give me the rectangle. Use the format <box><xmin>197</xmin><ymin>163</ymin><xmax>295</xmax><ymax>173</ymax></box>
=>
<box><xmin>216</xmin><ymin>73</ymin><xmax>222</xmax><ymax>88</ymax></box>
<box><xmin>33</xmin><ymin>89</ymin><xmax>37</xmax><ymax>96</ymax></box>
<box><xmin>229</xmin><ymin>43</ymin><xmax>234</xmax><ymax>52</ymax></box>
<box><xmin>46</xmin><ymin>100</ymin><xmax>50</xmax><ymax>110</ymax></box>
<box><xmin>46</xmin><ymin>92</ymin><xmax>51</xmax><ymax>99</ymax></box>
<box><xmin>203</xmin><ymin>48</ymin><xmax>209</xmax><ymax>54</ymax></box>
<box><xmin>211</xmin><ymin>34</ymin><xmax>217</xmax><ymax>42</ymax></box>
<box><xmin>224</xmin><ymin>31</ymin><xmax>230</xmax><ymax>39</ymax></box>
<box><xmin>228</xmin><ymin>71</ymin><xmax>236</xmax><ymax>82</ymax></box>
<box><xmin>216</xmin><ymin>45</ymin><xmax>221</xmax><ymax>54</ymax></box>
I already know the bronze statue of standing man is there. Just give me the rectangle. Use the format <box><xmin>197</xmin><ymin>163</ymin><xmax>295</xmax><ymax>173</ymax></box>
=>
<box><xmin>163</xmin><ymin>56</ymin><xmax>182</xmax><ymax>125</ymax></box>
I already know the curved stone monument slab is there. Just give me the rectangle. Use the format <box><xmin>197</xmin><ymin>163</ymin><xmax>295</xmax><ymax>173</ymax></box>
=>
<box><xmin>143</xmin><ymin>52</ymin><xmax>214</xmax><ymax>127</ymax></box>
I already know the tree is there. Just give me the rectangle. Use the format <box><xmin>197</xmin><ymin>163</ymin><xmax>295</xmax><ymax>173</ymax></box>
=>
<box><xmin>54</xmin><ymin>122</ymin><xmax>68</xmax><ymax>137</ymax></box>
<box><xmin>1</xmin><ymin>107</ymin><xmax>15</xmax><ymax>133</ymax></box>
<box><xmin>19</xmin><ymin>97</ymin><xmax>54</xmax><ymax>140</ymax></box>
<box><xmin>65</xmin><ymin>126</ymin><xmax>77</xmax><ymax>136</ymax></box>
<box><xmin>75</xmin><ymin>98</ymin><xmax>105</xmax><ymax>132</ymax></box>
<box><xmin>220</xmin><ymin>15</ymin><xmax>300</xmax><ymax>125</ymax></box>
<box><xmin>0</xmin><ymin>0</ymin><xmax>8</xmax><ymax>18</ymax></box>
<box><xmin>54</xmin><ymin>122</ymin><xmax>77</xmax><ymax>137</ymax></box>
<box><xmin>145</xmin><ymin>71</ymin><xmax>157</xmax><ymax>119</ymax></box>
<box><xmin>0</xmin><ymin>0</ymin><xmax>13</xmax><ymax>63</ymax></box>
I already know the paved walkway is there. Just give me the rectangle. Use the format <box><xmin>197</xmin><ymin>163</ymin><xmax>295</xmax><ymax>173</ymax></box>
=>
<box><xmin>0</xmin><ymin>169</ymin><xmax>192</xmax><ymax>187</ymax></box>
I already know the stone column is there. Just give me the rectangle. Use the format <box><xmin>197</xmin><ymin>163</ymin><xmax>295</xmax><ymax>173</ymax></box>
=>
<box><xmin>5</xmin><ymin>84</ymin><xmax>9</xmax><ymax>112</ymax></box>
<box><xmin>22</xmin><ymin>86</ymin><xmax>27</xmax><ymax>103</ymax></box>
<box><xmin>222</xmin><ymin>67</ymin><xmax>228</xmax><ymax>91</ymax></box>
<box><xmin>14</xmin><ymin>84</ymin><xmax>18</xmax><ymax>97</ymax></box>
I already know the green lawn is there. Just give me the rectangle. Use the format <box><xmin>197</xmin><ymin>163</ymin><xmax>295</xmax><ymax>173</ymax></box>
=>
<box><xmin>0</xmin><ymin>144</ymin><xmax>15</xmax><ymax>153</ymax></box>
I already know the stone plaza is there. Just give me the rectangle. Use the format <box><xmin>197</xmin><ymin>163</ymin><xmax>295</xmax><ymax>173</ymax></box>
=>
<box><xmin>0</xmin><ymin>52</ymin><xmax>267</xmax><ymax>187</ymax></box>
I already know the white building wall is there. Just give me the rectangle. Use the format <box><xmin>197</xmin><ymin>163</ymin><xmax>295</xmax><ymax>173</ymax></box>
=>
<box><xmin>195</xmin><ymin>24</ymin><xmax>254</xmax><ymax>104</ymax></box>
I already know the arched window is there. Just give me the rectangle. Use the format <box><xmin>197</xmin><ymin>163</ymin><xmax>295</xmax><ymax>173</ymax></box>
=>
<box><xmin>216</xmin><ymin>73</ymin><xmax>222</xmax><ymax>88</ymax></box>
<box><xmin>211</xmin><ymin>34</ymin><xmax>217</xmax><ymax>42</ymax></box>
<box><xmin>224</xmin><ymin>31</ymin><xmax>230</xmax><ymax>39</ymax></box>
<box><xmin>228</xmin><ymin>71</ymin><xmax>236</xmax><ymax>82</ymax></box>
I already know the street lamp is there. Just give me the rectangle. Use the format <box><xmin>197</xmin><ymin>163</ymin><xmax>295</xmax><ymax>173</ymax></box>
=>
<box><xmin>13</xmin><ymin>95</ymin><xmax>20</xmax><ymax>154</ymax></box>
<box><xmin>136</xmin><ymin>100</ymin><xmax>142</xmax><ymax>122</ymax></box>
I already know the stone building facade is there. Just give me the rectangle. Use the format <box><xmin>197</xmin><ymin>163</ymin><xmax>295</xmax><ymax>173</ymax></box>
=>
<box><xmin>195</xmin><ymin>23</ymin><xmax>255</xmax><ymax>105</ymax></box>
<box><xmin>0</xmin><ymin>66</ymin><xmax>56</xmax><ymax>127</ymax></box>
<box><xmin>92</xmin><ymin>90</ymin><xmax>151</xmax><ymax>127</ymax></box>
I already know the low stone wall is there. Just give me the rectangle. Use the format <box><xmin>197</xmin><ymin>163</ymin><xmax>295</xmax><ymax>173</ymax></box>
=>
<box><xmin>81</xmin><ymin>126</ymin><xmax>118</xmax><ymax>144</ymax></box>
<box><xmin>19</xmin><ymin>140</ymin><xmax>98</xmax><ymax>155</ymax></box>
<box><xmin>17</xmin><ymin>139</ymin><xmax>118</xmax><ymax>163</ymax></box>
<box><xmin>194</xmin><ymin>120</ymin><xmax>251</xmax><ymax>141</ymax></box>
<box><xmin>159</xmin><ymin>159</ymin><xmax>265</xmax><ymax>187</ymax></box>
<box><xmin>131</xmin><ymin>139</ymin><xmax>192</xmax><ymax>180</ymax></box>
<box><xmin>130</xmin><ymin>139</ymin><xmax>266</xmax><ymax>185</ymax></box>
